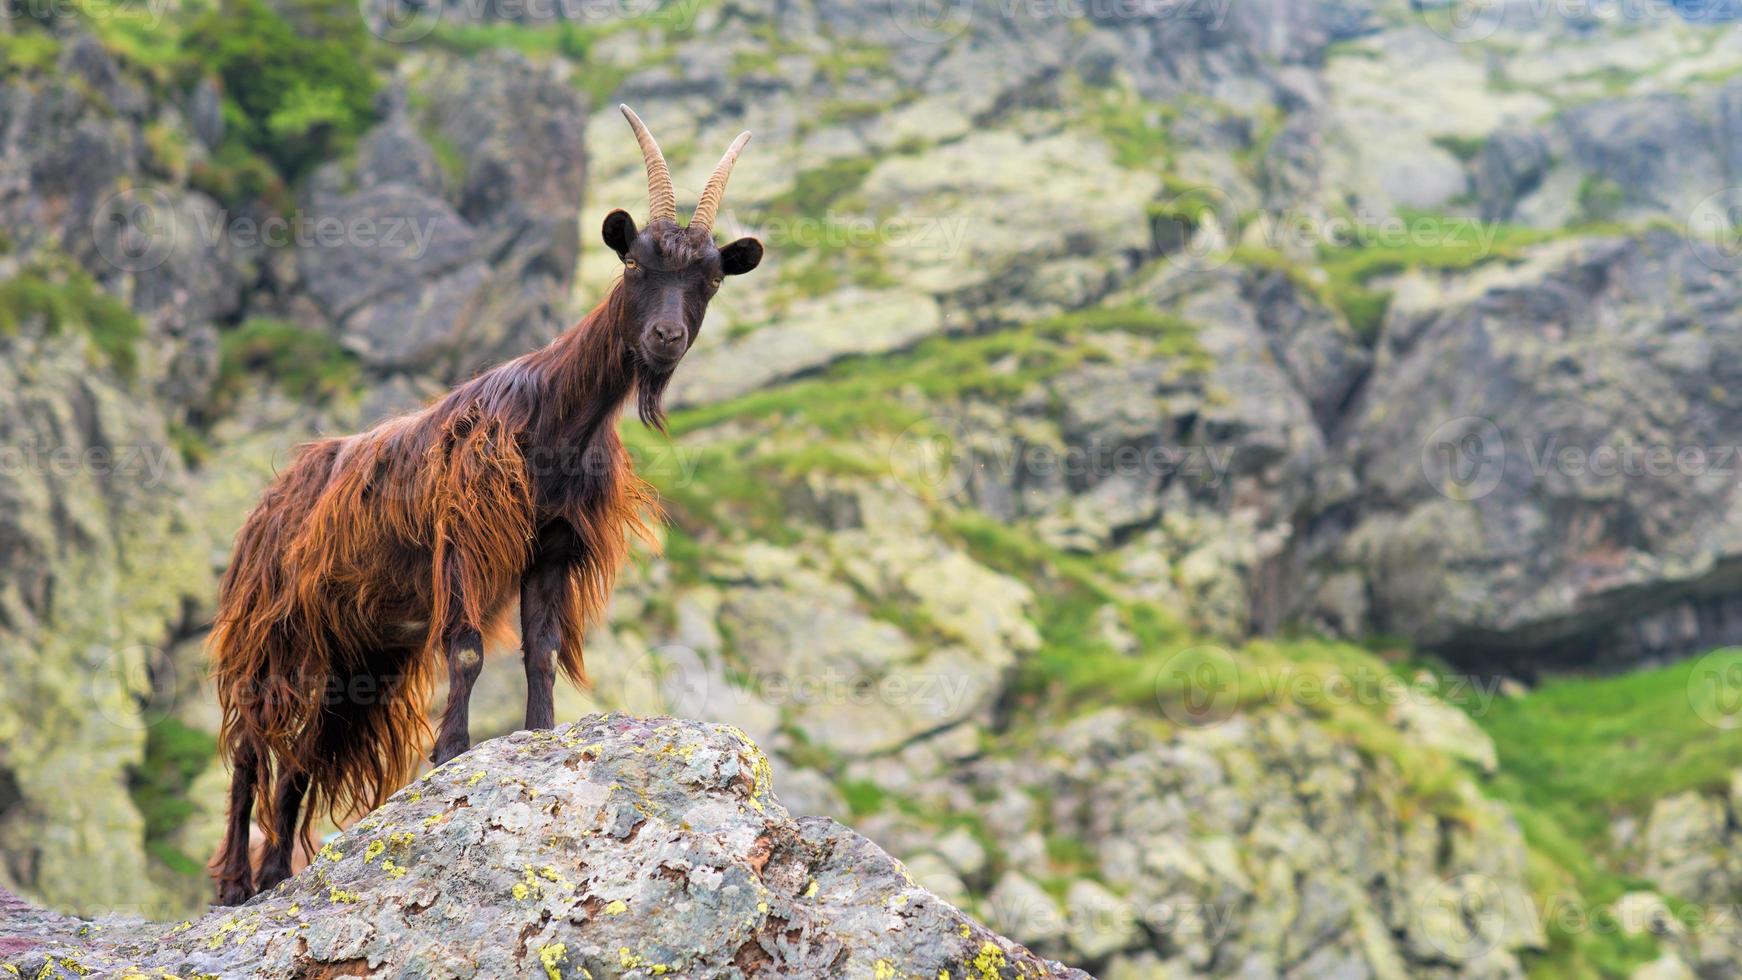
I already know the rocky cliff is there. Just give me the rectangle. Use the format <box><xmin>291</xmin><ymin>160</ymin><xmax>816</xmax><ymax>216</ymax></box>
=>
<box><xmin>0</xmin><ymin>716</ymin><xmax>1087</xmax><ymax>978</ymax></box>
<box><xmin>6</xmin><ymin>1</ymin><xmax>1742</xmax><ymax>977</ymax></box>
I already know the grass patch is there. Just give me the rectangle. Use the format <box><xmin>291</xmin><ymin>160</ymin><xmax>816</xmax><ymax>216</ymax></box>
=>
<box><xmin>0</xmin><ymin>263</ymin><xmax>144</xmax><ymax>377</ymax></box>
<box><xmin>128</xmin><ymin>718</ymin><xmax>218</xmax><ymax>877</ymax></box>
<box><xmin>213</xmin><ymin>318</ymin><xmax>360</xmax><ymax>411</ymax></box>
<box><xmin>1478</xmin><ymin>650</ymin><xmax>1742</xmax><ymax>852</ymax></box>
<box><xmin>1432</xmin><ymin>133</ymin><xmax>1488</xmax><ymax>164</ymax></box>
<box><xmin>1468</xmin><ymin>653</ymin><xmax>1742</xmax><ymax>977</ymax></box>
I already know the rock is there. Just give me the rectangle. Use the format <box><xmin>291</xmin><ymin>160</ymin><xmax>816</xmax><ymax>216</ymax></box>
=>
<box><xmin>1388</xmin><ymin>697</ymin><xmax>1499</xmax><ymax>774</ymax></box>
<box><xmin>0</xmin><ymin>716</ymin><xmax>1088</xmax><ymax>979</ymax></box>
<box><xmin>1308</xmin><ymin>230</ymin><xmax>1742</xmax><ymax>670</ymax></box>
<box><xmin>1642</xmin><ymin>790</ymin><xmax>1738</xmax><ymax>906</ymax></box>
<box><xmin>1063</xmin><ymin>880</ymin><xmax>1139</xmax><ymax>962</ymax></box>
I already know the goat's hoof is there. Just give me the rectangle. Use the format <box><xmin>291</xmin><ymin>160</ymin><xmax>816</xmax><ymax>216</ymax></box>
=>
<box><xmin>255</xmin><ymin>864</ymin><xmax>291</xmax><ymax>894</ymax></box>
<box><xmin>215</xmin><ymin>881</ymin><xmax>254</xmax><ymax>906</ymax></box>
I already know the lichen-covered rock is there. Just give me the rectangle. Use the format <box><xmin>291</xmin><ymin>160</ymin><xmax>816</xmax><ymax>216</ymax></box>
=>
<box><xmin>0</xmin><ymin>716</ymin><xmax>1088</xmax><ymax>980</ymax></box>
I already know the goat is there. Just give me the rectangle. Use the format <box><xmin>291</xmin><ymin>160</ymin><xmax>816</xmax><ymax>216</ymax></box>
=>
<box><xmin>209</xmin><ymin>106</ymin><xmax>763</xmax><ymax>905</ymax></box>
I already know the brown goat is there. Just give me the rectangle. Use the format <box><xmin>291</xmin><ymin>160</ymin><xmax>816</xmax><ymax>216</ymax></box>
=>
<box><xmin>209</xmin><ymin>106</ymin><xmax>763</xmax><ymax>905</ymax></box>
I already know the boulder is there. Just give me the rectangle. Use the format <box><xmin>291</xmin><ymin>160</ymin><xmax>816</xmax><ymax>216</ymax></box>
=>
<box><xmin>0</xmin><ymin>716</ymin><xmax>1088</xmax><ymax>979</ymax></box>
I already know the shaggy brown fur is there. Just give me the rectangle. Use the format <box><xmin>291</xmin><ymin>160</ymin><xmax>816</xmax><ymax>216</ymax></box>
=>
<box><xmin>209</xmin><ymin>107</ymin><xmax>763</xmax><ymax>906</ymax></box>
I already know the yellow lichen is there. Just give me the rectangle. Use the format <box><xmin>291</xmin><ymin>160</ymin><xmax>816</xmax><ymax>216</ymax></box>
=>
<box><xmin>804</xmin><ymin>880</ymin><xmax>819</xmax><ymax>898</ymax></box>
<box><xmin>363</xmin><ymin>840</ymin><xmax>385</xmax><ymax>863</ymax></box>
<box><xmin>317</xmin><ymin>843</ymin><xmax>343</xmax><ymax>862</ymax></box>
<box><xmin>467</xmin><ymin>770</ymin><xmax>487</xmax><ymax>786</ymax></box>
<box><xmin>538</xmin><ymin>943</ymin><xmax>567</xmax><ymax>980</ymax></box>
<box><xmin>381</xmin><ymin>859</ymin><xmax>408</xmax><ymax>879</ymax></box>
<box><xmin>603</xmin><ymin>899</ymin><xmax>627</xmax><ymax>916</ymax></box>
<box><xmin>873</xmin><ymin>960</ymin><xmax>897</xmax><ymax>980</ymax></box>
<box><xmin>971</xmin><ymin>942</ymin><xmax>1006</xmax><ymax>980</ymax></box>
<box><xmin>328</xmin><ymin>888</ymin><xmax>360</xmax><ymax>904</ymax></box>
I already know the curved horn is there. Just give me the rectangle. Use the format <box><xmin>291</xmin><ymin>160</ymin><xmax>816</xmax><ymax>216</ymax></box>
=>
<box><xmin>620</xmin><ymin>104</ymin><xmax>677</xmax><ymax>224</ymax></box>
<box><xmin>690</xmin><ymin>130</ymin><xmax>752</xmax><ymax>233</ymax></box>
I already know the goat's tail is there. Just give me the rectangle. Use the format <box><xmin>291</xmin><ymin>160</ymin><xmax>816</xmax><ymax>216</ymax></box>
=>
<box><xmin>209</xmin><ymin>439</ymin><xmax>437</xmax><ymax>862</ymax></box>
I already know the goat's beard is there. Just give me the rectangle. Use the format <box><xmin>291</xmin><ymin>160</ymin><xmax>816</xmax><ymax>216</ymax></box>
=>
<box><xmin>636</xmin><ymin>365</ymin><xmax>673</xmax><ymax>432</ymax></box>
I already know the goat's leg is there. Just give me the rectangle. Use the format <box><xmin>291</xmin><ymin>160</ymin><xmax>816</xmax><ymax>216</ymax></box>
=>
<box><xmin>431</xmin><ymin>624</ymin><xmax>486</xmax><ymax>765</ymax></box>
<box><xmin>253</xmin><ymin>768</ymin><xmax>309</xmax><ymax>894</ymax></box>
<box><xmin>214</xmin><ymin>741</ymin><xmax>261</xmax><ymax>905</ymax></box>
<box><xmin>519</xmin><ymin>559</ymin><xmax>574</xmax><ymax>731</ymax></box>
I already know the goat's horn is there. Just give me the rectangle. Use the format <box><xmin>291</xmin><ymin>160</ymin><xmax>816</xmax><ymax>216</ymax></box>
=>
<box><xmin>620</xmin><ymin>104</ymin><xmax>677</xmax><ymax>224</ymax></box>
<box><xmin>690</xmin><ymin>131</ymin><xmax>752</xmax><ymax>234</ymax></box>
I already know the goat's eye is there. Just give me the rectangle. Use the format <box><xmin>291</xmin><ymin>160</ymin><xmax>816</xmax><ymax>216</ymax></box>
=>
<box><xmin>709</xmin><ymin>276</ymin><xmax>723</xmax><ymax>289</ymax></box>
<box><xmin>624</xmin><ymin>258</ymin><xmax>638</xmax><ymax>270</ymax></box>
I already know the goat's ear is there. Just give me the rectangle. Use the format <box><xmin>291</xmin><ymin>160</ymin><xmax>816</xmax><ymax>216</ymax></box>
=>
<box><xmin>603</xmin><ymin>209</ymin><xmax>638</xmax><ymax>259</ymax></box>
<box><xmin>719</xmin><ymin>237</ymin><xmax>763</xmax><ymax>276</ymax></box>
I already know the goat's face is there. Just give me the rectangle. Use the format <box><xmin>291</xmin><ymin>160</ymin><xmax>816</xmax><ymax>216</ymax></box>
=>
<box><xmin>602</xmin><ymin>211</ymin><xmax>762</xmax><ymax>373</ymax></box>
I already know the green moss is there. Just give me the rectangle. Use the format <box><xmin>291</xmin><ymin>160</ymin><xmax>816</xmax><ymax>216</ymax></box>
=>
<box><xmin>213</xmin><ymin>318</ymin><xmax>360</xmax><ymax>411</ymax></box>
<box><xmin>129</xmin><ymin>719</ymin><xmax>218</xmax><ymax>877</ymax></box>
<box><xmin>1467</xmin><ymin>653</ymin><xmax>1742</xmax><ymax>977</ymax></box>
<box><xmin>0</xmin><ymin>26</ymin><xmax>62</xmax><ymax>76</ymax></box>
<box><xmin>767</xmin><ymin>157</ymin><xmax>877</xmax><ymax>221</ymax></box>
<box><xmin>184</xmin><ymin>0</ymin><xmax>379</xmax><ymax>181</ymax></box>
<box><xmin>1577</xmin><ymin>176</ymin><xmax>1627</xmax><ymax>224</ymax></box>
<box><xmin>0</xmin><ymin>264</ymin><xmax>144</xmax><ymax>378</ymax></box>
<box><xmin>1080</xmin><ymin>87</ymin><xmax>1177</xmax><ymax>170</ymax></box>
<box><xmin>1432</xmin><ymin>133</ymin><xmax>1488</xmax><ymax>164</ymax></box>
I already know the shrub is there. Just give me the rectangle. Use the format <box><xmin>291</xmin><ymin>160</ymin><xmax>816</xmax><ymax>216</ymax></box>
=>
<box><xmin>0</xmin><ymin>264</ymin><xmax>144</xmax><ymax>377</ymax></box>
<box><xmin>184</xmin><ymin>0</ymin><xmax>378</xmax><ymax>181</ymax></box>
<box><xmin>213</xmin><ymin>317</ymin><xmax>360</xmax><ymax>410</ymax></box>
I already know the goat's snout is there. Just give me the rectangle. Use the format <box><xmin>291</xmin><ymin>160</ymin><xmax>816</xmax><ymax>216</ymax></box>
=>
<box><xmin>646</xmin><ymin>320</ymin><xmax>686</xmax><ymax>361</ymax></box>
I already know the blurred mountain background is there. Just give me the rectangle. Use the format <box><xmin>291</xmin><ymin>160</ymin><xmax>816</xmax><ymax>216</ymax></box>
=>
<box><xmin>6</xmin><ymin>0</ymin><xmax>1742</xmax><ymax>975</ymax></box>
